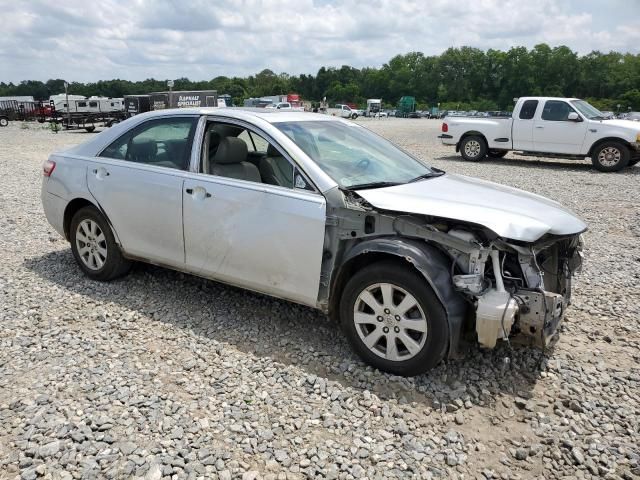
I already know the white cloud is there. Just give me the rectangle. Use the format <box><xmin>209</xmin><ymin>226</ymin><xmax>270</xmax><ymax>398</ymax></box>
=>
<box><xmin>0</xmin><ymin>0</ymin><xmax>637</xmax><ymax>83</ymax></box>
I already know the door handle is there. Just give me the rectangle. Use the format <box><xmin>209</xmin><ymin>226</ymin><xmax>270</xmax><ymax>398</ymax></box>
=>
<box><xmin>92</xmin><ymin>168</ymin><xmax>110</xmax><ymax>177</ymax></box>
<box><xmin>185</xmin><ymin>187</ymin><xmax>212</xmax><ymax>198</ymax></box>
<box><xmin>535</xmin><ymin>126</ymin><xmax>544</xmax><ymax>129</ymax></box>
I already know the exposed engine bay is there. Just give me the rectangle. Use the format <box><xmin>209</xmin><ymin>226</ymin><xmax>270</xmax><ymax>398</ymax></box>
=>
<box><xmin>322</xmin><ymin>189</ymin><xmax>584</xmax><ymax>355</ymax></box>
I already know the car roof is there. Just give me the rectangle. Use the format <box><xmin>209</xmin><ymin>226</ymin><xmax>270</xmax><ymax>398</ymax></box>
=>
<box><xmin>134</xmin><ymin>107</ymin><xmax>338</xmax><ymax>124</ymax></box>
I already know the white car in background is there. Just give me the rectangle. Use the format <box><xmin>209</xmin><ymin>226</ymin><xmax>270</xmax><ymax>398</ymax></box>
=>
<box><xmin>42</xmin><ymin>108</ymin><xmax>585</xmax><ymax>376</ymax></box>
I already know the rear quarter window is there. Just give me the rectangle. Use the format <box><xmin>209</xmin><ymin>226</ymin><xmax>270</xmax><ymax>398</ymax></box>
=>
<box><xmin>519</xmin><ymin>100</ymin><xmax>538</xmax><ymax>120</ymax></box>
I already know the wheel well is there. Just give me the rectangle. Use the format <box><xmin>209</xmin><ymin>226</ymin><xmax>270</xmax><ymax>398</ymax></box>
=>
<box><xmin>63</xmin><ymin>198</ymin><xmax>96</xmax><ymax>240</ymax></box>
<box><xmin>456</xmin><ymin>131</ymin><xmax>487</xmax><ymax>152</ymax></box>
<box><xmin>588</xmin><ymin>137</ymin><xmax>632</xmax><ymax>156</ymax></box>
<box><xmin>328</xmin><ymin>252</ymin><xmax>425</xmax><ymax>320</ymax></box>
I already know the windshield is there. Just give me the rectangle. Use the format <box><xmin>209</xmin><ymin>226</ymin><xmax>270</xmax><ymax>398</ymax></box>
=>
<box><xmin>274</xmin><ymin>120</ymin><xmax>434</xmax><ymax>189</ymax></box>
<box><xmin>571</xmin><ymin>100</ymin><xmax>605</xmax><ymax>120</ymax></box>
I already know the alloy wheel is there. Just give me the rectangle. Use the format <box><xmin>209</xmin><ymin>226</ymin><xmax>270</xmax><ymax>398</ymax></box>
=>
<box><xmin>75</xmin><ymin>219</ymin><xmax>107</xmax><ymax>270</ymax></box>
<box><xmin>353</xmin><ymin>283</ymin><xmax>428</xmax><ymax>361</ymax></box>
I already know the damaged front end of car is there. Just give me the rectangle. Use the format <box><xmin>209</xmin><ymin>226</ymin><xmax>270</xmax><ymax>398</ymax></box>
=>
<box><xmin>320</xmin><ymin>187</ymin><xmax>585</xmax><ymax>358</ymax></box>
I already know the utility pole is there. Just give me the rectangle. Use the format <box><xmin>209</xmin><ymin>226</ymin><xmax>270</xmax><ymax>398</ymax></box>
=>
<box><xmin>167</xmin><ymin>79</ymin><xmax>174</xmax><ymax>108</ymax></box>
<box><xmin>64</xmin><ymin>81</ymin><xmax>70</xmax><ymax>129</ymax></box>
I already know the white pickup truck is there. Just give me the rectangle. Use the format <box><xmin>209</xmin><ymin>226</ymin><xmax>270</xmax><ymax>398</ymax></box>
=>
<box><xmin>327</xmin><ymin>104</ymin><xmax>359</xmax><ymax>119</ymax></box>
<box><xmin>440</xmin><ymin>97</ymin><xmax>640</xmax><ymax>171</ymax></box>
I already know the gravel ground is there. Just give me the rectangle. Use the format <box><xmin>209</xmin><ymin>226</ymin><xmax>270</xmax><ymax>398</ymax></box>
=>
<box><xmin>0</xmin><ymin>119</ymin><xmax>638</xmax><ymax>480</ymax></box>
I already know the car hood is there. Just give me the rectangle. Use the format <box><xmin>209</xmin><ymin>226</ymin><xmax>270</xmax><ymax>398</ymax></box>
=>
<box><xmin>355</xmin><ymin>174</ymin><xmax>587</xmax><ymax>242</ymax></box>
<box><xmin>601</xmin><ymin>119</ymin><xmax>640</xmax><ymax>131</ymax></box>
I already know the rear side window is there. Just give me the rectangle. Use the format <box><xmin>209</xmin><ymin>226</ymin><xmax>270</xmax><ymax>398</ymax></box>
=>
<box><xmin>99</xmin><ymin>117</ymin><xmax>197</xmax><ymax>171</ymax></box>
<box><xmin>519</xmin><ymin>100</ymin><xmax>538</xmax><ymax>120</ymax></box>
<box><xmin>541</xmin><ymin>101</ymin><xmax>574</xmax><ymax>121</ymax></box>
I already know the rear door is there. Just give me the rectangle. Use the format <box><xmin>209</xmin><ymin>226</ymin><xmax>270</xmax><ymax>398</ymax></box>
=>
<box><xmin>87</xmin><ymin>116</ymin><xmax>198</xmax><ymax>267</ymax></box>
<box><xmin>511</xmin><ymin>99</ymin><xmax>539</xmax><ymax>150</ymax></box>
<box><xmin>532</xmin><ymin>100</ymin><xmax>588</xmax><ymax>154</ymax></box>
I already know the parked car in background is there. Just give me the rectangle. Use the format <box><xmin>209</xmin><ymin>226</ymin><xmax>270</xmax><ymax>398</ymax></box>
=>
<box><xmin>626</xmin><ymin>112</ymin><xmax>640</xmax><ymax>121</ymax></box>
<box><xmin>440</xmin><ymin>97</ymin><xmax>640</xmax><ymax>171</ymax></box>
<box><xmin>41</xmin><ymin>107</ymin><xmax>586</xmax><ymax>376</ymax></box>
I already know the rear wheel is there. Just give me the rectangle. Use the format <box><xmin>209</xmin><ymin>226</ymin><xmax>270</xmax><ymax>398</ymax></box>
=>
<box><xmin>591</xmin><ymin>141</ymin><xmax>629</xmax><ymax>172</ymax></box>
<box><xmin>70</xmin><ymin>206</ymin><xmax>131</xmax><ymax>281</ymax></box>
<box><xmin>460</xmin><ymin>135</ymin><xmax>487</xmax><ymax>161</ymax></box>
<box><xmin>339</xmin><ymin>261</ymin><xmax>449</xmax><ymax>376</ymax></box>
<box><xmin>0</xmin><ymin>117</ymin><xmax>8</xmax><ymax>127</ymax></box>
<box><xmin>488</xmin><ymin>149</ymin><xmax>508</xmax><ymax>158</ymax></box>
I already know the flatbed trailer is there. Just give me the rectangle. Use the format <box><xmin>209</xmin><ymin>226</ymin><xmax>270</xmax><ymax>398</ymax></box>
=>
<box><xmin>49</xmin><ymin>110</ymin><xmax>127</xmax><ymax>132</ymax></box>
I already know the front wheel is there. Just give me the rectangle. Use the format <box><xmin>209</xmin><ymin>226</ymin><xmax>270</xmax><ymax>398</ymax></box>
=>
<box><xmin>339</xmin><ymin>261</ymin><xmax>449</xmax><ymax>376</ymax></box>
<box><xmin>70</xmin><ymin>206</ymin><xmax>131</xmax><ymax>281</ymax></box>
<box><xmin>460</xmin><ymin>135</ymin><xmax>487</xmax><ymax>161</ymax></box>
<box><xmin>591</xmin><ymin>142</ymin><xmax>630</xmax><ymax>172</ymax></box>
<box><xmin>488</xmin><ymin>149</ymin><xmax>508</xmax><ymax>158</ymax></box>
<box><xmin>0</xmin><ymin>117</ymin><xmax>8</xmax><ymax>127</ymax></box>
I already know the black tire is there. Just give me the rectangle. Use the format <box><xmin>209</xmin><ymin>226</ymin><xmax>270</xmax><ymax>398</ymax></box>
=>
<box><xmin>70</xmin><ymin>206</ymin><xmax>131</xmax><ymax>281</ymax></box>
<box><xmin>0</xmin><ymin>117</ymin><xmax>8</xmax><ymax>127</ymax></box>
<box><xmin>591</xmin><ymin>141</ymin><xmax>630</xmax><ymax>172</ymax></box>
<box><xmin>339</xmin><ymin>260</ymin><xmax>449</xmax><ymax>376</ymax></box>
<box><xmin>459</xmin><ymin>135</ymin><xmax>487</xmax><ymax>161</ymax></box>
<box><xmin>85</xmin><ymin>125</ymin><xmax>96</xmax><ymax>133</ymax></box>
<box><xmin>628</xmin><ymin>157</ymin><xmax>639</xmax><ymax>167</ymax></box>
<box><xmin>488</xmin><ymin>149</ymin><xmax>508</xmax><ymax>158</ymax></box>
<box><xmin>351</xmin><ymin>113</ymin><xmax>358</xmax><ymax>119</ymax></box>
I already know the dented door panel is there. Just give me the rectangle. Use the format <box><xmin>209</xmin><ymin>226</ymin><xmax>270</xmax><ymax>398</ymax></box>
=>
<box><xmin>182</xmin><ymin>175</ymin><xmax>326</xmax><ymax>306</ymax></box>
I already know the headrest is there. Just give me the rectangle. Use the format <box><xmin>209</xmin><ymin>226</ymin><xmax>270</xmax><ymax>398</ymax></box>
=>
<box><xmin>129</xmin><ymin>138</ymin><xmax>157</xmax><ymax>158</ymax></box>
<box><xmin>214</xmin><ymin>137</ymin><xmax>248</xmax><ymax>165</ymax></box>
<box><xmin>266</xmin><ymin>143</ymin><xmax>280</xmax><ymax>157</ymax></box>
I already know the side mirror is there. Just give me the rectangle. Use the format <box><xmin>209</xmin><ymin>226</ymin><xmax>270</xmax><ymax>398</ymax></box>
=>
<box><xmin>567</xmin><ymin>112</ymin><xmax>581</xmax><ymax>122</ymax></box>
<box><xmin>277</xmin><ymin>105</ymin><xmax>281</xmax><ymax>109</ymax></box>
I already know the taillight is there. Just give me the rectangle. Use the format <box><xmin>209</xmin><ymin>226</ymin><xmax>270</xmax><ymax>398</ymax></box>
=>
<box><xmin>43</xmin><ymin>160</ymin><xmax>56</xmax><ymax>177</ymax></box>
<box><xmin>441</xmin><ymin>122</ymin><xmax>448</xmax><ymax>133</ymax></box>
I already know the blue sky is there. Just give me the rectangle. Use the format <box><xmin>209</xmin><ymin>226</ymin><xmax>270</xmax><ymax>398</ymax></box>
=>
<box><xmin>0</xmin><ymin>0</ymin><xmax>638</xmax><ymax>83</ymax></box>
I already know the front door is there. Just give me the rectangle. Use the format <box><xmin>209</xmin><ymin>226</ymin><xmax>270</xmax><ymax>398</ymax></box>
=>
<box><xmin>182</xmin><ymin>177</ymin><xmax>326</xmax><ymax>306</ymax></box>
<box><xmin>532</xmin><ymin>100</ymin><xmax>588</xmax><ymax>154</ymax></box>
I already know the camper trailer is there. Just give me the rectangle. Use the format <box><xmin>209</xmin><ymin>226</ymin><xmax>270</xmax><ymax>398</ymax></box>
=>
<box><xmin>49</xmin><ymin>95</ymin><xmax>124</xmax><ymax>114</ymax></box>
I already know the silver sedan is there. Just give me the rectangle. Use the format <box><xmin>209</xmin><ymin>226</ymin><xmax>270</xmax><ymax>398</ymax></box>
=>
<box><xmin>42</xmin><ymin>108</ymin><xmax>586</xmax><ymax>376</ymax></box>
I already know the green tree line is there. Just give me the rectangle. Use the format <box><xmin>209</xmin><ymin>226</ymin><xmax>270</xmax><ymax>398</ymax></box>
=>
<box><xmin>2</xmin><ymin>44</ymin><xmax>639</xmax><ymax>111</ymax></box>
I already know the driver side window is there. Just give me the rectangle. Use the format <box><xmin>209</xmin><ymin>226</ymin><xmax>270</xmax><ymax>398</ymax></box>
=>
<box><xmin>541</xmin><ymin>101</ymin><xmax>576</xmax><ymax>122</ymax></box>
<box><xmin>201</xmin><ymin>122</ymin><xmax>313</xmax><ymax>191</ymax></box>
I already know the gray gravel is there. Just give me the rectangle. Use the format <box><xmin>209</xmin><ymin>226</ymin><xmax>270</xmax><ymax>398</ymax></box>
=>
<box><xmin>1</xmin><ymin>119</ymin><xmax>639</xmax><ymax>479</ymax></box>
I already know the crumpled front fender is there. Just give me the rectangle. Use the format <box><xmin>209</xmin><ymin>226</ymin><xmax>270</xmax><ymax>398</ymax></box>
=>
<box><xmin>339</xmin><ymin>237</ymin><xmax>468</xmax><ymax>359</ymax></box>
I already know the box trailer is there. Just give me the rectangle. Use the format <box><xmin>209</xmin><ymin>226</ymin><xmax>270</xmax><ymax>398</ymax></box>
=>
<box><xmin>148</xmin><ymin>90</ymin><xmax>218</xmax><ymax>110</ymax></box>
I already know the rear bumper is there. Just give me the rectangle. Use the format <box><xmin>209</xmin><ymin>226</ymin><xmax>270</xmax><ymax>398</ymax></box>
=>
<box><xmin>41</xmin><ymin>182</ymin><xmax>67</xmax><ymax>239</ymax></box>
<box><xmin>438</xmin><ymin>134</ymin><xmax>456</xmax><ymax>145</ymax></box>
